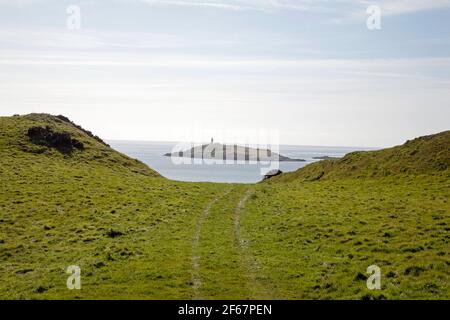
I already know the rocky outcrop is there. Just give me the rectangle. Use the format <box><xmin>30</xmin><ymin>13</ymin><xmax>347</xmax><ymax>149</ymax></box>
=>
<box><xmin>263</xmin><ymin>169</ymin><xmax>283</xmax><ymax>180</ymax></box>
<box><xmin>27</xmin><ymin>126</ymin><xmax>84</xmax><ymax>154</ymax></box>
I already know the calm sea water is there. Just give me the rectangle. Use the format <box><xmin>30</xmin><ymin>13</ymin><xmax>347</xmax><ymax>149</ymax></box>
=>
<box><xmin>109</xmin><ymin>141</ymin><xmax>372</xmax><ymax>183</ymax></box>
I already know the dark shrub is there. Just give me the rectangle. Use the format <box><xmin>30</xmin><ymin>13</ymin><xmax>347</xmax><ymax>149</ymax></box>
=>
<box><xmin>27</xmin><ymin>126</ymin><xmax>84</xmax><ymax>154</ymax></box>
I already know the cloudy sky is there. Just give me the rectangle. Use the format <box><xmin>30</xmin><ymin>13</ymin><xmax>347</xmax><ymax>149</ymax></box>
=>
<box><xmin>0</xmin><ymin>0</ymin><xmax>449</xmax><ymax>147</ymax></box>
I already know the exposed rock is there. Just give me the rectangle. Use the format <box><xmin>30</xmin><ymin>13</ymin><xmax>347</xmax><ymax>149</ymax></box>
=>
<box><xmin>263</xmin><ymin>169</ymin><xmax>283</xmax><ymax>180</ymax></box>
<box><xmin>105</xmin><ymin>229</ymin><xmax>124</xmax><ymax>238</ymax></box>
<box><xmin>33</xmin><ymin>285</ymin><xmax>48</xmax><ymax>293</ymax></box>
<box><xmin>27</xmin><ymin>126</ymin><xmax>84</xmax><ymax>154</ymax></box>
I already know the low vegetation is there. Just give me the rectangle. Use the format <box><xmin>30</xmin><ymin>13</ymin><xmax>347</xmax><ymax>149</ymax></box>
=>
<box><xmin>0</xmin><ymin>114</ymin><xmax>448</xmax><ymax>299</ymax></box>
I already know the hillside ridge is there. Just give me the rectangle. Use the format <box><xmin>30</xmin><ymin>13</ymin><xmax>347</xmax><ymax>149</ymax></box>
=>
<box><xmin>270</xmin><ymin>130</ymin><xmax>450</xmax><ymax>182</ymax></box>
<box><xmin>0</xmin><ymin>113</ymin><xmax>159</xmax><ymax>177</ymax></box>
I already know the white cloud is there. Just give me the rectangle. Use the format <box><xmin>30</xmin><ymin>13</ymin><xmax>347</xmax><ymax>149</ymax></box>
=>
<box><xmin>360</xmin><ymin>0</ymin><xmax>450</xmax><ymax>16</ymax></box>
<box><xmin>141</xmin><ymin>0</ymin><xmax>244</xmax><ymax>10</ymax></box>
<box><xmin>0</xmin><ymin>0</ymin><xmax>48</xmax><ymax>6</ymax></box>
<box><xmin>1</xmin><ymin>52</ymin><xmax>449</xmax><ymax>146</ymax></box>
<box><xmin>140</xmin><ymin>0</ymin><xmax>450</xmax><ymax>15</ymax></box>
<box><xmin>139</xmin><ymin>0</ymin><xmax>329</xmax><ymax>12</ymax></box>
<box><xmin>2</xmin><ymin>0</ymin><xmax>449</xmax><ymax>15</ymax></box>
<box><xmin>0</xmin><ymin>28</ymin><xmax>193</xmax><ymax>51</ymax></box>
<box><xmin>0</xmin><ymin>0</ymin><xmax>449</xmax><ymax>147</ymax></box>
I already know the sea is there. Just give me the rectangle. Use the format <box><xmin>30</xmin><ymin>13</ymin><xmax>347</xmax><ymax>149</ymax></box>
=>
<box><xmin>109</xmin><ymin>141</ymin><xmax>374</xmax><ymax>184</ymax></box>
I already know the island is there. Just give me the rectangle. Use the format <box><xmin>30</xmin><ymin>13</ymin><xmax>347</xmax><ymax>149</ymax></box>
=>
<box><xmin>164</xmin><ymin>139</ymin><xmax>305</xmax><ymax>162</ymax></box>
<box><xmin>312</xmin><ymin>156</ymin><xmax>340</xmax><ymax>160</ymax></box>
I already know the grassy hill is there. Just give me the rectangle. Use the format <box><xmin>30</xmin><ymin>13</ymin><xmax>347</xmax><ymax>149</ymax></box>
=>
<box><xmin>0</xmin><ymin>114</ymin><xmax>448</xmax><ymax>299</ymax></box>
<box><xmin>0</xmin><ymin>113</ymin><xmax>159</xmax><ymax>177</ymax></box>
<box><xmin>0</xmin><ymin>114</ymin><xmax>226</xmax><ymax>299</ymax></box>
<box><xmin>269</xmin><ymin>130</ymin><xmax>450</xmax><ymax>183</ymax></box>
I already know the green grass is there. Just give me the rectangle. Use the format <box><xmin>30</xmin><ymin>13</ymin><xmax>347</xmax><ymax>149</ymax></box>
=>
<box><xmin>0</xmin><ymin>114</ymin><xmax>448</xmax><ymax>299</ymax></box>
<box><xmin>241</xmin><ymin>174</ymin><xmax>449</xmax><ymax>299</ymax></box>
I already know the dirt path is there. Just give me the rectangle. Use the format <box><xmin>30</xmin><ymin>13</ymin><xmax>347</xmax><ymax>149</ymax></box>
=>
<box><xmin>191</xmin><ymin>187</ymin><xmax>232</xmax><ymax>299</ymax></box>
<box><xmin>233</xmin><ymin>188</ymin><xmax>275</xmax><ymax>299</ymax></box>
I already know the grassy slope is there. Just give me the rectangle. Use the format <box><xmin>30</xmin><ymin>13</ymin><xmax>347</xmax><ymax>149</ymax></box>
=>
<box><xmin>0</xmin><ymin>114</ymin><xmax>228</xmax><ymax>299</ymax></box>
<box><xmin>240</xmin><ymin>131</ymin><xmax>449</xmax><ymax>299</ymax></box>
<box><xmin>0</xmin><ymin>114</ymin><xmax>448</xmax><ymax>299</ymax></box>
<box><xmin>270</xmin><ymin>130</ymin><xmax>450</xmax><ymax>182</ymax></box>
<box><xmin>241</xmin><ymin>174</ymin><xmax>449</xmax><ymax>299</ymax></box>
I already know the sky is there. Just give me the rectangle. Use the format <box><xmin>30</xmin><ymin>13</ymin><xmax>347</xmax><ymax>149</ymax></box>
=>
<box><xmin>0</xmin><ymin>0</ymin><xmax>450</xmax><ymax>147</ymax></box>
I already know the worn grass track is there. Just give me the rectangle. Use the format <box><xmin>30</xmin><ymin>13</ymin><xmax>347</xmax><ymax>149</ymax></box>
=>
<box><xmin>191</xmin><ymin>185</ymin><xmax>277</xmax><ymax>299</ymax></box>
<box><xmin>233</xmin><ymin>189</ymin><xmax>275</xmax><ymax>299</ymax></box>
<box><xmin>191</xmin><ymin>187</ymin><xmax>233</xmax><ymax>299</ymax></box>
